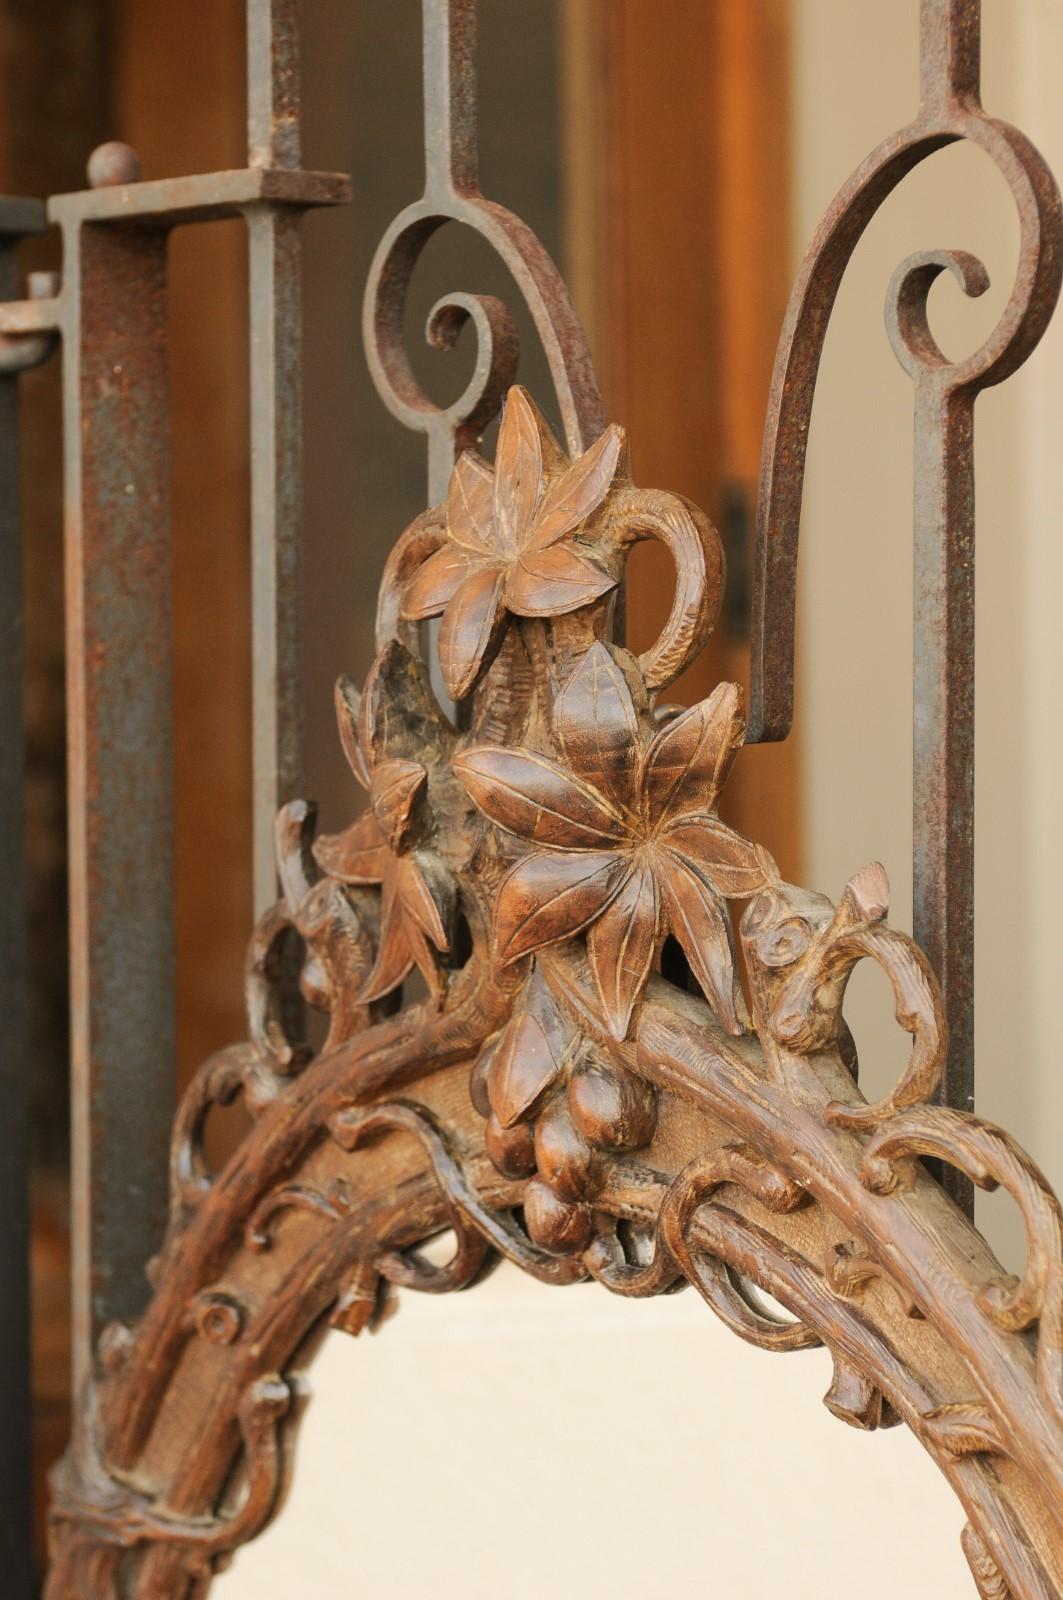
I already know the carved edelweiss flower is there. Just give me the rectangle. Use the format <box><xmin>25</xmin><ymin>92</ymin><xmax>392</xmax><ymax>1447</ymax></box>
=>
<box><xmin>469</xmin><ymin>965</ymin><xmax>657</xmax><ymax>1254</ymax></box>
<box><xmin>313</xmin><ymin>644</ymin><xmax>453</xmax><ymax>1005</ymax></box>
<box><xmin>399</xmin><ymin>386</ymin><xmax>624</xmax><ymax>699</ymax></box>
<box><xmin>454</xmin><ymin>642</ymin><xmax>776</xmax><ymax>1041</ymax></box>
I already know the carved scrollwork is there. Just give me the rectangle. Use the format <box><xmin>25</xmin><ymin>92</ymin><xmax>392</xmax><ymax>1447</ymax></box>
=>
<box><xmin>48</xmin><ymin>1375</ymin><xmax>292</xmax><ymax>1596</ymax></box>
<box><xmin>860</xmin><ymin>1106</ymin><xmax>1063</xmax><ymax>1422</ymax></box>
<box><xmin>47</xmin><ymin>404</ymin><xmax>1063</xmax><ymax>1597</ymax></box>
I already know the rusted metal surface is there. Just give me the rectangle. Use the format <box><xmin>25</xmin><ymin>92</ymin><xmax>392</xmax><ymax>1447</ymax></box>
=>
<box><xmin>246</xmin><ymin>0</ymin><xmax>307</xmax><ymax>914</ymax></box>
<box><xmin>747</xmin><ymin>0</ymin><xmax>1063</xmax><ymax>1212</ymax></box>
<box><xmin>0</xmin><ymin>193</ymin><xmax>49</xmax><ymax>1600</ymax></box>
<box><xmin>59</xmin><ymin>216</ymin><xmax>175</xmax><ymax>1411</ymax></box>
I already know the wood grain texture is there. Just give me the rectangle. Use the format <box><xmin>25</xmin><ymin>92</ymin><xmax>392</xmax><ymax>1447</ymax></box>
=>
<box><xmin>46</xmin><ymin>389</ymin><xmax>1063</xmax><ymax>1598</ymax></box>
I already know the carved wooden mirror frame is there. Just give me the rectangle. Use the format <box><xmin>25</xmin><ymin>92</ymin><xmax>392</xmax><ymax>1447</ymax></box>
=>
<box><xmin>30</xmin><ymin>1</ymin><xmax>1063</xmax><ymax>1595</ymax></box>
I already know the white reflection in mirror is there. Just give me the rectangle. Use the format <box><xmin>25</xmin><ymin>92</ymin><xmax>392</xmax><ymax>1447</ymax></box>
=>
<box><xmin>214</xmin><ymin>1260</ymin><xmax>967</xmax><ymax>1599</ymax></box>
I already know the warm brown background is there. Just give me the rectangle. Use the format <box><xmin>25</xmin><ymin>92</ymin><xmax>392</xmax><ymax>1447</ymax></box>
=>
<box><xmin>0</xmin><ymin>0</ymin><xmax>794</xmax><ymax>1574</ymax></box>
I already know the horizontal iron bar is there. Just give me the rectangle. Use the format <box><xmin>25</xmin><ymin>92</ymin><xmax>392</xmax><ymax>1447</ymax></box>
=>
<box><xmin>48</xmin><ymin>167</ymin><xmax>349</xmax><ymax>229</ymax></box>
<box><xmin>0</xmin><ymin>197</ymin><xmax>47</xmax><ymax>236</ymax></box>
<box><xmin>0</xmin><ymin>296</ymin><xmax>61</xmax><ymax>336</ymax></box>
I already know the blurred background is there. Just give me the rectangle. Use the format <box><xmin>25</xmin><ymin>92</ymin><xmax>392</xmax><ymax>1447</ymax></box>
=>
<box><xmin>5</xmin><ymin>0</ymin><xmax>1062</xmax><ymax>1591</ymax></box>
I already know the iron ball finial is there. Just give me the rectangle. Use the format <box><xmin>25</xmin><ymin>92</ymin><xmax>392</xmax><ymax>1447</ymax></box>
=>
<box><xmin>86</xmin><ymin>141</ymin><xmax>142</xmax><ymax>189</ymax></box>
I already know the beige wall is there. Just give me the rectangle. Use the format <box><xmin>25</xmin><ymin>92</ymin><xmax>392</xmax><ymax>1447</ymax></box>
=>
<box><xmin>217</xmin><ymin>4</ymin><xmax>1061</xmax><ymax>1595</ymax></box>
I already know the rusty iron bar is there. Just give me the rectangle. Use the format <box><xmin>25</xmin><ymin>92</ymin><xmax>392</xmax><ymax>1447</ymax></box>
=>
<box><xmin>0</xmin><ymin>193</ymin><xmax>52</xmax><ymax>1600</ymax></box>
<box><xmin>747</xmin><ymin>0</ymin><xmax>1063</xmax><ymax>1214</ymax></box>
<box><xmin>54</xmin><ymin>202</ymin><xmax>177</xmax><ymax>1403</ymax></box>
<box><xmin>245</xmin><ymin>0</ymin><xmax>307</xmax><ymax>914</ymax></box>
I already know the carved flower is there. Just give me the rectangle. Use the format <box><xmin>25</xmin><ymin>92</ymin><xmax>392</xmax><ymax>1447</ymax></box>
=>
<box><xmin>313</xmin><ymin>644</ymin><xmax>453</xmax><ymax>1005</ymax></box>
<box><xmin>469</xmin><ymin>966</ymin><xmax>657</xmax><ymax>1254</ymax></box>
<box><xmin>455</xmin><ymin>643</ymin><xmax>774</xmax><ymax>1041</ymax></box>
<box><xmin>400</xmin><ymin>386</ymin><xmax>624</xmax><ymax>699</ymax></box>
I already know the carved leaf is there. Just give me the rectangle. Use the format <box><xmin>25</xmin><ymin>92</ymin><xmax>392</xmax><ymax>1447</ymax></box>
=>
<box><xmin>334</xmin><ymin>675</ymin><xmax>370</xmax><ymax>789</ymax></box>
<box><xmin>358</xmin><ymin>877</ymin><xmax>414</xmax><ymax>1004</ymax></box>
<box><xmin>447</xmin><ymin>449</ymin><xmax>496</xmax><ymax>555</ymax></box>
<box><xmin>404</xmin><ymin>920</ymin><xmax>446</xmax><ymax>1005</ymax></box>
<box><xmin>523</xmin><ymin>959</ymin><xmax>579</xmax><ymax>1056</ymax></box>
<box><xmin>494</xmin><ymin>387</ymin><xmax>544</xmax><ymax>553</ymax></box>
<box><xmin>587</xmin><ymin>864</ymin><xmax>660</xmax><ymax>1040</ymax></box>
<box><xmin>370</xmin><ymin>759</ymin><xmax>426</xmax><ymax>851</ymax></box>
<box><xmin>843</xmin><ymin>860</ymin><xmax>891</xmax><ymax>923</ymax></box>
<box><xmin>361</xmin><ymin>639</ymin><xmax>450</xmax><ymax>761</ymax></box>
<box><xmin>438</xmin><ymin>566</ymin><xmax>507</xmax><ymax>700</ymax></box>
<box><xmin>398</xmin><ymin>857</ymin><xmax>448</xmax><ymax>953</ymax></box>
<box><xmin>400</xmin><ymin>542</ymin><xmax>474</xmax><ymax>621</ymax></box>
<box><xmin>455</xmin><ymin>747</ymin><xmax>626</xmax><ymax>848</ymax></box>
<box><xmin>923</xmin><ymin>1402</ymin><xmax>1006</xmax><ymax>1458</ymax></box>
<box><xmin>641</xmin><ymin>681</ymin><xmax>745</xmax><ymax>821</ymax></box>
<box><xmin>487</xmin><ymin>1009</ymin><xmax>563</xmax><ymax>1127</ymax></box>
<box><xmin>962</xmin><ymin>1522</ymin><xmax>1014</xmax><ymax>1600</ymax></box>
<box><xmin>494</xmin><ymin>850</ymin><xmax>623</xmax><ymax>967</ymax></box>
<box><xmin>658</xmin><ymin>851</ymin><xmax>749</xmax><ymax>1033</ymax></box>
<box><xmin>313</xmin><ymin>810</ymin><xmax>389</xmax><ymax>884</ymax></box>
<box><xmin>526</xmin><ymin>424</ymin><xmax>623</xmax><ymax>550</ymax></box>
<box><xmin>661</xmin><ymin>818</ymin><xmax>770</xmax><ymax>898</ymax></box>
<box><xmin>399</xmin><ymin>852</ymin><xmax>450</xmax><ymax>953</ymax></box>
<box><xmin>553</xmin><ymin>640</ymin><xmax>640</xmax><ymax>803</ymax></box>
<box><xmin>504</xmin><ymin>544</ymin><xmax>616</xmax><ymax>618</ymax></box>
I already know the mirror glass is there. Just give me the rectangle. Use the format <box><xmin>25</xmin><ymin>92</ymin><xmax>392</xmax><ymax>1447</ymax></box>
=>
<box><xmin>214</xmin><ymin>1259</ymin><xmax>966</xmax><ymax>1599</ymax></box>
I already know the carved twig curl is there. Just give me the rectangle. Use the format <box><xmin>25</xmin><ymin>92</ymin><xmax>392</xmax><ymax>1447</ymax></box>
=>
<box><xmin>611</xmin><ymin>485</ymin><xmax>725</xmax><ymax>691</ymax></box>
<box><xmin>330</xmin><ymin>1099</ymin><xmax>584</xmax><ymax>1287</ymax></box>
<box><xmin>860</xmin><ymin>1105</ymin><xmax>1063</xmax><ymax>1419</ymax></box>
<box><xmin>586</xmin><ymin>1144</ymin><xmax>820</xmax><ymax>1353</ymax></box>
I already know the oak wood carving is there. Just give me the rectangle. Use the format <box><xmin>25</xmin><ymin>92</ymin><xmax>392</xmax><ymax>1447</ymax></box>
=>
<box><xmin>46</xmin><ymin>389</ymin><xmax>1063</xmax><ymax>1598</ymax></box>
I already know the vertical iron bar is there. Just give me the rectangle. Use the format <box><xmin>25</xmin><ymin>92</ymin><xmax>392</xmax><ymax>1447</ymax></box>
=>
<box><xmin>912</xmin><ymin>380</ymin><xmax>976</xmax><ymax>1215</ymax></box>
<box><xmin>247</xmin><ymin>0</ymin><xmax>301</xmax><ymax>171</ymax></box>
<box><xmin>423</xmin><ymin>0</ymin><xmax>479</xmax><ymax>206</ymax></box>
<box><xmin>62</xmin><ymin>221</ymin><xmax>175</xmax><ymax>1393</ymax></box>
<box><xmin>423</xmin><ymin>0</ymin><xmax>480</xmax><ymax>506</ymax></box>
<box><xmin>0</xmin><ymin>203</ymin><xmax>45</xmax><ymax>1600</ymax></box>
<box><xmin>422</xmin><ymin>0</ymin><xmax>478</xmax><ymax>719</ymax></box>
<box><xmin>912</xmin><ymin>0</ymin><xmax>980</xmax><ymax>1216</ymax></box>
<box><xmin>246</xmin><ymin>0</ymin><xmax>304</xmax><ymax>914</ymax></box>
